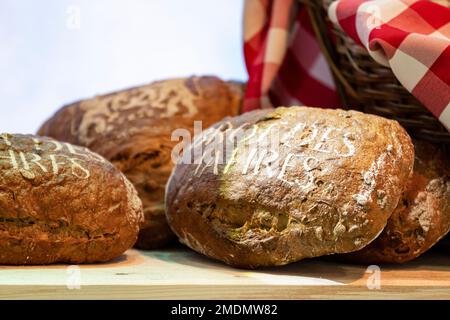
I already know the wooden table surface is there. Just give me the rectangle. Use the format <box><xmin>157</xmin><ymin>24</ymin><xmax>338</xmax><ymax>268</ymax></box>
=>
<box><xmin>1</xmin><ymin>246</ymin><xmax>450</xmax><ymax>299</ymax></box>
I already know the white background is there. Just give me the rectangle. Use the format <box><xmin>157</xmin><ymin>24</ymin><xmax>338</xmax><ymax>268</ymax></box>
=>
<box><xmin>0</xmin><ymin>0</ymin><xmax>247</xmax><ymax>134</ymax></box>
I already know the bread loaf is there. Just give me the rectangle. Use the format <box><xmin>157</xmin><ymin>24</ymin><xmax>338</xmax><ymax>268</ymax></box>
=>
<box><xmin>38</xmin><ymin>76</ymin><xmax>243</xmax><ymax>249</ymax></box>
<box><xmin>0</xmin><ymin>134</ymin><xmax>143</xmax><ymax>264</ymax></box>
<box><xmin>165</xmin><ymin>107</ymin><xmax>414</xmax><ymax>268</ymax></box>
<box><xmin>339</xmin><ymin>141</ymin><xmax>450</xmax><ymax>263</ymax></box>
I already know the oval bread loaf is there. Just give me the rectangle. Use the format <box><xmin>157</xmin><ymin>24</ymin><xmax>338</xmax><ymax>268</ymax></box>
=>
<box><xmin>0</xmin><ymin>134</ymin><xmax>143</xmax><ymax>264</ymax></box>
<box><xmin>166</xmin><ymin>107</ymin><xmax>414</xmax><ymax>268</ymax></box>
<box><xmin>37</xmin><ymin>76</ymin><xmax>243</xmax><ymax>249</ymax></box>
<box><xmin>340</xmin><ymin>140</ymin><xmax>450</xmax><ymax>263</ymax></box>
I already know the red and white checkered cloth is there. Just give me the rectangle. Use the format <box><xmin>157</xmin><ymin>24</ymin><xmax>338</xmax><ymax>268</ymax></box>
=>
<box><xmin>243</xmin><ymin>0</ymin><xmax>339</xmax><ymax>112</ymax></box>
<box><xmin>243</xmin><ymin>0</ymin><xmax>450</xmax><ymax>131</ymax></box>
<box><xmin>329</xmin><ymin>0</ymin><xmax>450</xmax><ymax>130</ymax></box>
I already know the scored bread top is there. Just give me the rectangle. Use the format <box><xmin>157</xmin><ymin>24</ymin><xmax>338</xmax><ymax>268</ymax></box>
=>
<box><xmin>37</xmin><ymin>76</ymin><xmax>242</xmax><ymax>163</ymax></box>
<box><xmin>166</xmin><ymin>106</ymin><xmax>414</xmax><ymax>268</ymax></box>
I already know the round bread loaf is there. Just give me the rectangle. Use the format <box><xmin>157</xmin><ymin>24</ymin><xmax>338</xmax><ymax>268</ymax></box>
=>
<box><xmin>165</xmin><ymin>107</ymin><xmax>414</xmax><ymax>268</ymax></box>
<box><xmin>0</xmin><ymin>134</ymin><xmax>143</xmax><ymax>264</ymax></box>
<box><xmin>37</xmin><ymin>76</ymin><xmax>243</xmax><ymax>249</ymax></box>
<box><xmin>339</xmin><ymin>141</ymin><xmax>450</xmax><ymax>264</ymax></box>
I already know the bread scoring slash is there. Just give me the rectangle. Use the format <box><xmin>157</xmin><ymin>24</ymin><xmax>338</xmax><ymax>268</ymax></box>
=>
<box><xmin>166</xmin><ymin>107</ymin><xmax>414</xmax><ymax>268</ymax></box>
<box><xmin>0</xmin><ymin>134</ymin><xmax>143</xmax><ymax>265</ymax></box>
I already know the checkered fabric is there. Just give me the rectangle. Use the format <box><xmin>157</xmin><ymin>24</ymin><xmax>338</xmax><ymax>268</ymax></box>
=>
<box><xmin>243</xmin><ymin>0</ymin><xmax>450</xmax><ymax>131</ymax></box>
<box><xmin>328</xmin><ymin>0</ymin><xmax>450</xmax><ymax>130</ymax></box>
<box><xmin>243</xmin><ymin>0</ymin><xmax>339</xmax><ymax>112</ymax></box>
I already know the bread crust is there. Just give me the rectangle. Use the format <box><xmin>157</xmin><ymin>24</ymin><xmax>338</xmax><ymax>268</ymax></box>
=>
<box><xmin>0</xmin><ymin>134</ymin><xmax>143</xmax><ymax>264</ymax></box>
<box><xmin>340</xmin><ymin>141</ymin><xmax>450</xmax><ymax>263</ymax></box>
<box><xmin>38</xmin><ymin>76</ymin><xmax>243</xmax><ymax>249</ymax></box>
<box><xmin>165</xmin><ymin>107</ymin><xmax>414</xmax><ymax>268</ymax></box>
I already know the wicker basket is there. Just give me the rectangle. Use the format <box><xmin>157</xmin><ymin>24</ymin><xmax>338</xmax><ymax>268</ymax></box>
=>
<box><xmin>300</xmin><ymin>0</ymin><xmax>450</xmax><ymax>146</ymax></box>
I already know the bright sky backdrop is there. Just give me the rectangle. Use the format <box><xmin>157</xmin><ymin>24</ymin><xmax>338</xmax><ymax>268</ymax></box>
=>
<box><xmin>0</xmin><ymin>0</ymin><xmax>247</xmax><ymax>133</ymax></box>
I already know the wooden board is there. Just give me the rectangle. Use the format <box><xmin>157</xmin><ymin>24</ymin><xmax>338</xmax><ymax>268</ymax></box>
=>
<box><xmin>1</xmin><ymin>247</ymin><xmax>450</xmax><ymax>299</ymax></box>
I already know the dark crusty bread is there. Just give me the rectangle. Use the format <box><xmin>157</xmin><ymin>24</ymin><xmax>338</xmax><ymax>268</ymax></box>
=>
<box><xmin>339</xmin><ymin>140</ymin><xmax>450</xmax><ymax>264</ymax></box>
<box><xmin>37</xmin><ymin>76</ymin><xmax>243</xmax><ymax>249</ymax></box>
<box><xmin>0</xmin><ymin>134</ymin><xmax>143</xmax><ymax>264</ymax></box>
<box><xmin>165</xmin><ymin>107</ymin><xmax>414</xmax><ymax>268</ymax></box>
